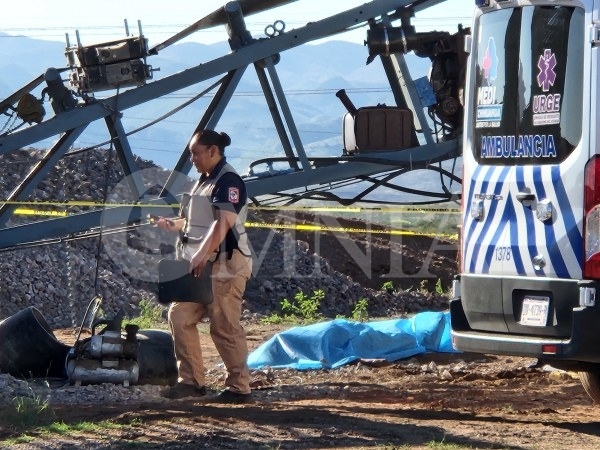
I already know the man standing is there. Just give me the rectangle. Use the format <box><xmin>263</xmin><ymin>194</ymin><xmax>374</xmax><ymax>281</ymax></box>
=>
<box><xmin>155</xmin><ymin>129</ymin><xmax>253</xmax><ymax>403</ymax></box>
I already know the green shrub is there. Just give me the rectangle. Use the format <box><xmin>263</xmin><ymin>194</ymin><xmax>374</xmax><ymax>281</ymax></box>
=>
<box><xmin>281</xmin><ymin>289</ymin><xmax>324</xmax><ymax>323</ymax></box>
<box><xmin>435</xmin><ymin>279</ymin><xmax>444</xmax><ymax>295</ymax></box>
<box><xmin>127</xmin><ymin>299</ymin><xmax>165</xmax><ymax>329</ymax></box>
<box><xmin>260</xmin><ymin>289</ymin><xmax>325</xmax><ymax>325</ymax></box>
<box><xmin>381</xmin><ymin>281</ymin><xmax>395</xmax><ymax>293</ymax></box>
<box><xmin>3</xmin><ymin>389</ymin><xmax>54</xmax><ymax>429</ymax></box>
<box><xmin>351</xmin><ymin>298</ymin><xmax>369</xmax><ymax>322</ymax></box>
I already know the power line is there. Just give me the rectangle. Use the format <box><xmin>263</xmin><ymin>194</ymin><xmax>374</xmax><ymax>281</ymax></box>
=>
<box><xmin>0</xmin><ymin>16</ymin><xmax>472</xmax><ymax>41</ymax></box>
<box><xmin>0</xmin><ymin>17</ymin><xmax>471</xmax><ymax>33</ymax></box>
<box><xmin>145</xmin><ymin>87</ymin><xmax>393</xmax><ymax>101</ymax></box>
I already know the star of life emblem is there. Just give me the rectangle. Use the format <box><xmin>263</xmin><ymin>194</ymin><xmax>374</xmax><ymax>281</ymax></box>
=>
<box><xmin>537</xmin><ymin>49</ymin><xmax>557</xmax><ymax>92</ymax></box>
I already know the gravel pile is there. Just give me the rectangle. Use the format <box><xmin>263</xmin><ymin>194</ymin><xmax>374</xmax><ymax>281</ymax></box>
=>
<box><xmin>0</xmin><ymin>374</ymin><xmax>165</xmax><ymax>407</ymax></box>
<box><xmin>0</xmin><ymin>357</ymin><xmax>484</xmax><ymax>408</ymax></box>
<box><xmin>0</xmin><ymin>223</ymin><xmax>448</xmax><ymax>329</ymax></box>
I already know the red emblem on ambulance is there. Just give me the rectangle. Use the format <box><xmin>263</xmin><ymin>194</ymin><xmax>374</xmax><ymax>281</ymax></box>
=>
<box><xmin>228</xmin><ymin>187</ymin><xmax>240</xmax><ymax>204</ymax></box>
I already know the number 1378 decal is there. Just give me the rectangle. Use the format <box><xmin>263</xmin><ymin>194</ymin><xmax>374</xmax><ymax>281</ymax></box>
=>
<box><xmin>495</xmin><ymin>246</ymin><xmax>512</xmax><ymax>261</ymax></box>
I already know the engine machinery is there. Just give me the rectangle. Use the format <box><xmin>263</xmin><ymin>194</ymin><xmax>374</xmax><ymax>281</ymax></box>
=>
<box><xmin>365</xmin><ymin>11</ymin><xmax>470</xmax><ymax>138</ymax></box>
<box><xmin>66</xmin><ymin>309</ymin><xmax>140</xmax><ymax>386</ymax></box>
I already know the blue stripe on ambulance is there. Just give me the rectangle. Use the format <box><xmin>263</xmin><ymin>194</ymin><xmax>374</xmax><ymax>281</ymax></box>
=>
<box><xmin>481</xmin><ymin>202</ymin><xmax>504</xmax><ymax>273</ymax></box>
<box><xmin>462</xmin><ymin>164</ymin><xmax>481</xmax><ymax>249</ymax></box>
<box><xmin>551</xmin><ymin>165</ymin><xmax>583</xmax><ymax>273</ymax></box>
<box><xmin>465</xmin><ymin>165</ymin><xmax>491</xmax><ymax>273</ymax></box>
<box><xmin>532</xmin><ymin>166</ymin><xmax>570</xmax><ymax>276</ymax></box>
<box><xmin>507</xmin><ymin>198</ymin><xmax>527</xmax><ymax>275</ymax></box>
<box><xmin>463</xmin><ymin>164</ymin><xmax>483</xmax><ymax>255</ymax></box>
<box><xmin>464</xmin><ymin>165</ymin><xmax>492</xmax><ymax>274</ymax></box>
<box><xmin>464</xmin><ymin>165</ymin><xmax>505</xmax><ymax>254</ymax></box>
<box><xmin>467</xmin><ymin>165</ymin><xmax>510</xmax><ymax>273</ymax></box>
<box><xmin>515</xmin><ymin>166</ymin><xmax>543</xmax><ymax>275</ymax></box>
<box><xmin>465</xmin><ymin>164</ymin><xmax>583</xmax><ymax>279</ymax></box>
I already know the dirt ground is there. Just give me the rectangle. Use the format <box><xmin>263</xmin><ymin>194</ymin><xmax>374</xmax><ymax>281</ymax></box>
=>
<box><xmin>1</xmin><ymin>322</ymin><xmax>600</xmax><ymax>450</ymax></box>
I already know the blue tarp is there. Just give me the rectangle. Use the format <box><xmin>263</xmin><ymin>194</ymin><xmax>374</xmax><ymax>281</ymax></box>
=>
<box><xmin>247</xmin><ymin>310</ymin><xmax>459</xmax><ymax>370</ymax></box>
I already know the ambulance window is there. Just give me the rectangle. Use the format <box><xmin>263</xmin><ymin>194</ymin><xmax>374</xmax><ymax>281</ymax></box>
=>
<box><xmin>472</xmin><ymin>6</ymin><xmax>584</xmax><ymax>165</ymax></box>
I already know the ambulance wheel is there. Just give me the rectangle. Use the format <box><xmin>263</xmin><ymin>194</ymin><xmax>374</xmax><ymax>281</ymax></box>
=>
<box><xmin>579</xmin><ymin>371</ymin><xmax>600</xmax><ymax>403</ymax></box>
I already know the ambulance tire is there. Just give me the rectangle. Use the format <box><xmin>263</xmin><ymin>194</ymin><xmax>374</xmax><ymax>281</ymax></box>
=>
<box><xmin>578</xmin><ymin>371</ymin><xmax>600</xmax><ymax>403</ymax></box>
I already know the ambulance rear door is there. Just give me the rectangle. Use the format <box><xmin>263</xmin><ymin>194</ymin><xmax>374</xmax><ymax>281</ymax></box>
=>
<box><xmin>461</xmin><ymin>3</ymin><xmax>587</xmax><ymax>335</ymax></box>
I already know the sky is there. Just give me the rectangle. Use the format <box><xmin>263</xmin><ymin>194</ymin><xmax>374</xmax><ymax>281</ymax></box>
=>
<box><xmin>0</xmin><ymin>0</ymin><xmax>474</xmax><ymax>47</ymax></box>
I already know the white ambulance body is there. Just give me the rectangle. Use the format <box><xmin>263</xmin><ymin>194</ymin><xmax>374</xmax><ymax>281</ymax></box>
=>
<box><xmin>450</xmin><ymin>0</ymin><xmax>600</xmax><ymax>401</ymax></box>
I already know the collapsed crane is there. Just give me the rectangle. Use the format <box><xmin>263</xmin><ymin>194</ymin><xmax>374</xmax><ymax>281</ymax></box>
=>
<box><xmin>0</xmin><ymin>0</ymin><xmax>468</xmax><ymax>250</ymax></box>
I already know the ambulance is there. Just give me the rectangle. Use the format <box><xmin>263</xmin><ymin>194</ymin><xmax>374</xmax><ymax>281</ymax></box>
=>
<box><xmin>449</xmin><ymin>0</ymin><xmax>600</xmax><ymax>402</ymax></box>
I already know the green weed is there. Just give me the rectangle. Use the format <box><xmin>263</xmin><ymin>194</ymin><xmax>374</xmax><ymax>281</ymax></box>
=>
<box><xmin>351</xmin><ymin>298</ymin><xmax>369</xmax><ymax>322</ymax></box>
<box><xmin>260</xmin><ymin>313</ymin><xmax>296</xmax><ymax>325</ymax></box>
<box><xmin>280</xmin><ymin>289</ymin><xmax>324</xmax><ymax>323</ymax></box>
<box><xmin>0</xmin><ymin>419</ymin><xmax>138</xmax><ymax>448</ymax></box>
<box><xmin>427</xmin><ymin>437</ymin><xmax>472</xmax><ymax>448</ymax></box>
<box><xmin>127</xmin><ymin>299</ymin><xmax>166</xmax><ymax>329</ymax></box>
<box><xmin>381</xmin><ymin>281</ymin><xmax>396</xmax><ymax>293</ymax></box>
<box><xmin>261</xmin><ymin>289</ymin><xmax>325</xmax><ymax>324</ymax></box>
<box><xmin>419</xmin><ymin>279</ymin><xmax>429</xmax><ymax>294</ymax></box>
<box><xmin>262</xmin><ymin>291</ymin><xmax>370</xmax><ymax>324</ymax></box>
<box><xmin>3</xmin><ymin>389</ymin><xmax>54</xmax><ymax>429</ymax></box>
<box><xmin>46</xmin><ymin>420</ymin><xmax>122</xmax><ymax>434</ymax></box>
<box><xmin>435</xmin><ymin>278</ymin><xmax>444</xmax><ymax>295</ymax></box>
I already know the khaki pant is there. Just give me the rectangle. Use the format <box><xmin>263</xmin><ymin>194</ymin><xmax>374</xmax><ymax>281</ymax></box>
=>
<box><xmin>168</xmin><ymin>250</ymin><xmax>252</xmax><ymax>394</ymax></box>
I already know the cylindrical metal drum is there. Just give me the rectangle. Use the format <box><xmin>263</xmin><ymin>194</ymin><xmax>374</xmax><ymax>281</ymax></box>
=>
<box><xmin>0</xmin><ymin>307</ymin><xmax>70</xmax><ymax>378</ymax></box>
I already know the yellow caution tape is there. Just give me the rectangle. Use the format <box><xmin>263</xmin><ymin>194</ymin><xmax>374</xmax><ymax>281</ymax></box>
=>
<box><xmin>253</xmin><ymin>206</ymin><xmax>363</xmax><ymax>212</ymax></box>
<box><xmin>14</xmin><ymin>208</ymin><xmax>68</xmax><ymax>217</ymax></box>
<box><xmin>246</xmin><ymin>221</ymin><xmax>415</xmax><ymax>235</ymax></box>
<box><xmin>3</xmin><ymin>200</ymin><xmax>177</xmax><ymax>208</ymax></box>
<box><xmin>7</xmin><ymin>200</ymin><xmax>459</xmax><ymax>240</ymax></box>
<box><xmin>9</xmin><ymin>208</ymin><xmax>456</xmax><ymax>239</ymax></box>
<box><xmin>252</xmin><ymin>205</ymin><xmax>459</xmax><ymax>213</ymax></box>
<box><xmin>244</xmin><ymin>222</ymin><xmax>457</xmax><ymax>240</ymax></box>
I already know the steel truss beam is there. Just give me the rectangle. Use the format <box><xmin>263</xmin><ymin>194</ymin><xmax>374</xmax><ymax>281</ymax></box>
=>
<box><xmin>0</xmin><ymin>0</ymin><xmax>462</xmax><ymax>250</ymax></box>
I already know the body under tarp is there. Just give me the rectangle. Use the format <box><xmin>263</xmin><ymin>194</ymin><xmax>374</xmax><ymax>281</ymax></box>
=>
<box><xmin>247</xmin><ymin>310</ymin><xmax>459</xmax><ymax>370</ymax></box>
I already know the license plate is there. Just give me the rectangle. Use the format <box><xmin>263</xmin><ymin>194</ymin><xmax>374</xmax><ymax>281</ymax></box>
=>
<box><xmin>520</xmin><ymin>296</ymin><xmax>550</xmax><ymax>327</ymax></box>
